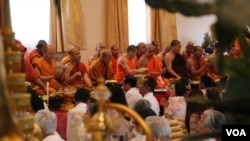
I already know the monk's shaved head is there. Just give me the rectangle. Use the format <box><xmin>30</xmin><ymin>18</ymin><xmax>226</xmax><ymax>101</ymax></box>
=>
<box><xmin>100</xmin><ymin>50</ymin><xmax>112</xmax><ymax>64</ymax></box>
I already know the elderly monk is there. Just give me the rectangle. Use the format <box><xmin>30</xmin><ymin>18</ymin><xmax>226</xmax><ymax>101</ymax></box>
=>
<box><xmin>116</xmin><ymin>45</ymin><xmax>144</xmax><ymax>84</ymax></box>
<box><xmin>186</xmin><ymin>46</ymin><xmax>210</xmax><ymax>81</ymax></box>
<box><xmin>88</xmin><ymin>50</ymin><xmax>114</xmax><ymax>86</ymax></box>
<box><xmin>63</xmin><ymin>45</ymin><xmax>93</xmax><ymax>88</ymax></box>
<box><xmin>164</xmin><ymin>40</ymin><xmax>188</xmax><ymax>79</ymax></box>
<box><xmin>88</xmin><ymin>42</ymin><xmax>106</xmax><ymax>68</ymax></box>
<box><xmin>33</xmin><ymin>45</ymin><xmax>64</xmax><ymax>93</ymax></box>
<box><xmin>110</xmin><ymin>45</ymin><xmax>120</xmax><ymax>77</ymax></box>
<box><xmin>15</xmin><ymin>40</ymin><xmax>46</xmax><ymax>93</ymax></box>
<box><xmin>138</xmin><ymin>44</ymin><xmax>169</xmax><ymax>88</ymax></box>
<box><xmin>182</xmin><ymin>41</ymin><xmax>194</xmax><ymax>61</ymax></box>
<box><xmin>25</xmin><ymin>40</ymin><xmax>47</xmax><ymax>65</ymax></box>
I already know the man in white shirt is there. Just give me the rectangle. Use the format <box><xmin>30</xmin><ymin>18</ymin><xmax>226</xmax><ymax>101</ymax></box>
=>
<box><xmin>138</xmin><ymin>76</ymin><xmax>160</xmax><ymax>116</ymax></box>
<box><xmin>66</xmin><ymin>88</ymin><xmax>90</xmax><ymax>141</ymax></box>
<box><xmin>122</xmin><ymin>75</ymin><xmax>142</xmax><ymax>108</ymax></box>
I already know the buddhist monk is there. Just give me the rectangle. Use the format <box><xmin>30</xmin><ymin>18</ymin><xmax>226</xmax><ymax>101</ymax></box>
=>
<box><xmin>88</xmin><ymin>42</ymin><xmax>106</xmax><ymax>67</ymax></box>
<box><xmin>182</xmin><ymin>41</ymin><xmax>194</xmax><ymax>61</ymax></box>
<box><xmin>16</xmin><ymin>40</ymin><xmax>46</xmax><ymax>93</ymax></box>
<box><xmin>88</xmin><ymin>50</ymin><xmax>114</xmax><ymax>85</ymax></box>
<box><xmin>186</xmin><ymin>46</ymin><xmax>210</xmax><ymax>81</ymax></box>
<box><xmin>137</xmin><ymin>44</ymin><xmax>169</xmax><ymax>88</ymax></box>
<box><xmin>33</xmin><ymin>45</ymin><xmax>64</xmax><ymax>93</ymax></box>
<box><xmin>25</xmin><ymin>40</ymin><xmax>47</xmax><ymax>65</ymax></box>
<box><xmin>164</xmin><ymin>40</ymin><xmax>188</xmax><ymax>79</ymax></box>
<box><xmin>116</xmin><ymin>45</ymin><xmax>145</xmax><ymax>84</ymax></box>
<box><xmin>136</xmin><ymin>42</ymin><xmax>146</xmax><ymax>61</ymax></box>
<box><xmin>63</xmin><ymin>45</ymin><xmax>93</xmax><ymax>88</ymax></box>
<box><xmin>110</xmin><ymin>45</ymin><xmax>120</xmax><ymax>77</ymax></box>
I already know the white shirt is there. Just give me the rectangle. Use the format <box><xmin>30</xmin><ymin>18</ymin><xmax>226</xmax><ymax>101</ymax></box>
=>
<box><xmin>67</xmin><ymin>103</ymin><xmax>88</xmax><ymax>141</ymax></box>
<box><xmin>142</xmin><ymin>92</ymin><xmax>160</xmax><ymax>115</ymax></box>
<box><xmin>43</xmin><ymin>133</ymin><xmax>65</xmax><ymax>141</ymax></box>
<box><xmin>165</xmin><ymin>96</ymin><xmax>186</xmax><ymax>120</ymax></box>
<box><xmin>125</xmin><ymin>87</ymin><xmax>142</xmax><ymax>108</ymax></box>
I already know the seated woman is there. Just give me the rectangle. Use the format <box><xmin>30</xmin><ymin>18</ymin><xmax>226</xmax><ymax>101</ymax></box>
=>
<box><xmin>35</xmin><ymin>109</ymin><xmax>65</xmax><ymax>141</ymax></box>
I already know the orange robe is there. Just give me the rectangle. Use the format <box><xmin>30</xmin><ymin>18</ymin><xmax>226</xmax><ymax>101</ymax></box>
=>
<box><xmin>33</xmin><ymin>58</ymin><xmax>63</xmax><ymax>93</ymax></box>
<box><xmin>145</xmin><ymin>55</ymin><xmax>169</xmax><ymax>88</ymax></box>
<box><xmin>61</xmin><ymin>55</ymin><xmax>71</xmax><ymax>65</ymax></box>
<box><xmin>110</xmin><ymin>55</ymin><xmax>120</xmax><ymax>77</ymax></box>
<box><xmin>88</xmin><ymin>58</ymin><xmax>114</xmax><ymax>85</ymax></box>
<box><xmin>116</xmin><ymin>58</ymin><xmax>136</xmax><ymax>84</ymax></box>
<box><xmin>68</xmin><ymin>62</ymin><xmax>88</xmax><ymax>86</ymax></box>
<box><xmin>22</xmin><ymin>58</ymin><xmax>40</xmax><ymax>83</ymax></box>
<box><xmin>25</xmin><ymin>49</ymin><xmax>42</xmax><ymax>65</ymax></box>
<box><xmin>189</xmin><ymin>58</ymin><xmax>207</xmax><ymax>81</ymax></box>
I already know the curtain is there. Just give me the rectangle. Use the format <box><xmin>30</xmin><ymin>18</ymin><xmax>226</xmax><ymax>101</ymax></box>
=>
<box><xmin>105</xmin><ymin>0</ymin><xmax>128</xmax><ymax>52</ymax></box>
<box><xmin>50</xmin><ymin>0</ymin><xmax>87</xmax><ymax>52</ymax></box>
<box><xmin>150</xmin><ymin>8</ymin><xmax>177</xmax><ymax>50</ymax></box>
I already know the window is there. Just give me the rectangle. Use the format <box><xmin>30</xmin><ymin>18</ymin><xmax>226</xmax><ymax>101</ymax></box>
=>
<box><xmin>10</xmin><ymin>0</ymin><xmax>50</xmax><ymax>51</ymax></box>
<box><xmin>128</xmin><ymin>0</ymin><xmax>149</xmax><ymax>45</ymax></box>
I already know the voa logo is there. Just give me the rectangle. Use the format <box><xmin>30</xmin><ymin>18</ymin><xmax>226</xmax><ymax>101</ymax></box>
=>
<box><xmin>226</xmin><ymin>129</ymin><xmax>246</xmax><ymax>136</ymax></box>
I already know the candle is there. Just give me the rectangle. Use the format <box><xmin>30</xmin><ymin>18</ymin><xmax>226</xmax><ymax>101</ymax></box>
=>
<box><xmin>46</xmin><ymin>82</ymin><xmax>49</xmax><ymax>105</ymax></box>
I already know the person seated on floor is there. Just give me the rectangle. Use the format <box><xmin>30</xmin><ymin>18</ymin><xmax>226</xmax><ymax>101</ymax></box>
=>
<box><xmin>110</xmin><ymin>45</ymin><xmax>120</xmax><ymax>77</ymax></box>
<box><xmin>182</xmin><ymin>41</ymin><xmax>194</xmax><ymax>61</ymax></box>
<box><xmin>145</xmin><ymin>116</ymin><xmax>172</xmax><ymax>141</ymax></box>
<box><xmin>122</xmin><ymin>75</ymin><xmax>142</xmax><ymax>108</ymax></box>
<box><xmin>88</xmin><ymin>42</ymin><xmax>106</xmax><ymax>67</ymax></box>
<box><xmin>136</xmin><ymin>42</ymin><xmax>146</xmax><ymax>61</ymax></box>
<box><xmin>151</xmin><ymin>40</ymin><xmax>160</xmax><ymax>55</ymax></box>
<box><xmin>116</xmin><ymin>45</ymin><xmax>146</xmax><ymax>84</ymax></box>
<box><xmin>138</xmin><ymin>76</ymin><xmax>160</xmax><ymax>116</ymax></box>
<box><xmin>35</xmin><ymin>109</ymin><xmax>65</xmax><ymax>141</ymax></box>
<box><xmin>186</xmin><ymin>46</ymin><xmax>211</xmax><ymax>81</ymax></box>
<box><xmin>62</xmin><ymin>45</ymin><xmax>93</xmax><ymax>88</ymax></box>
<box><xmin>130</xmin><ymin>99</ymin><xmax>157</xmax><ymax>141</ymax></box>
<box><xmin>198</xmin><ymin>109</ymin><xmax>225</xmax><ymax>141</ymax></box>
<box><xmin>88</xmin><ymin>50</ymin><xmax>114</xmax><ymax>86</ymax></box>
<box><xmin>137</xmin><ymin>44</ymin><xmax>169</xmax><ymax>88</ymax></box>
<box><xmin>67</xmin><ymin>88</ymin><xmax>91</xmax><ymax>141</ymax></box>
<box><xmin>25</xmin><ymin>40</ymin><xmax>47</xmax><ymax>65</ymax></box>
<box><xmin>33</xmin><ymin>45</ymin><xmax>64</xmax><ymax>94</ymax></box>
<box><xmin>15</xmin><ymin>40</ymin><xmax>46</xmax><ymax>94</ymax></box>
<box><xmin>164</xmin><ymin>40</ymin><xmax>188</xmax><ymax>79</ymax></box>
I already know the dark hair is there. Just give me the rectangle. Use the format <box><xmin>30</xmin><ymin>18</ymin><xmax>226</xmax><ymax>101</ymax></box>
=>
<box><xmin>74</xmin><ymin>88</ymin><xmax>90</xmax><ymax>103</ymax></box>
<box><xmin>36</xmin><ymin>40</ymin><xmax>47</xmax><ymax>48</ymax></box>
<box><xmin>106</xmin><ymin>83</ymin><xmax>127</xmax><ymax>106</ymax></box>
<box><xmin>200</xmin><ymin>74</ymin><xmax>212</xmax><ymax>88</ymax></box>
<box><xmin>206</xmin><ymin>88</ymin><xmax>221</xmax><ymax>103</ymax></box>
<box><xmin>124</xmin><ymin>75</ymin><xmax>137</xmax><ymax>87</ymax></box>
<box><xmin>127</xmin><ymin>45</ymin><xmax>137</xmax><ymax>53</ymax></box>
<box><xmin>185</xmin><ymin>89</ymin><xmax>207</xmax><ymax>133</ymax></box>
<box><xmin>143</xmin><ymin>76</ymin><xmax>157</xmax><ymax>92</ymax></box>
<box><xmin>170</xmin><ymin>80</ymin><xmax>186</xmax><ymax>96</ymax></box>
<box><xmin>170</xmin><ymin>40</ymin><xmax>180</xmax><ymax>48</ymax></box>
<box><xmin>27</xmin><ymin>86</ymin><xmax>44</xmax><ymax>112</ymax></box>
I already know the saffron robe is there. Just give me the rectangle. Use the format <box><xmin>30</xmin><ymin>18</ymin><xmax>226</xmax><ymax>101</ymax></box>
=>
<box><xmin>68</xmin><ymin>62</ymin><xmax>88</xmax><ymax>86</ymax></box>
<box><xmin>116</xmin><ymin>58</ymin><xmax>136</xmax><ymax>84</ymax></box>
<box><xmin>33</xmin><ymin>58</ymin><xmax>63</xmax><ymax>93</ymax></box>
<box><xmin>88</xmin><ymin>58</ymin><xmax>114</xmax><ymax>85</ymax></box>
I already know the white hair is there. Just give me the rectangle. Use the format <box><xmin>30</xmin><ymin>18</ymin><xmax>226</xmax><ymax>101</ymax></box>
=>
<box><xmin>146</xmin><ymin>116</ymin><xmax>171</xmax><ymax>141</ymax></box>
<box><xmin>35</xmin><ymin>109</ymin><xmax>57</xmax><ymax>135</ymax></box>
<box><xmin>203</xmin><ymin>109</ymin><xmax>225</xmax><ymax>131</ymax></box>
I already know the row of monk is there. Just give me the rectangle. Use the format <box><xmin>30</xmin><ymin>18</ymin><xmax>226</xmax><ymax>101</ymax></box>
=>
<box><xmin>16</xmin><ymin>39</ymin><xmax>237</xmax><ymax>95</ymax></box>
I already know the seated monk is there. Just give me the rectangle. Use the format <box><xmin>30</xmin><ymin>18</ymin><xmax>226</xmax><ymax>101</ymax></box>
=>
<box><xmin>62</xmin><ymin>45</ymin><xmax>93</xmax><ymax>88</ymax></box>
<box><xmin>88</xmin><ymin>50</ymin><xmax>114</xmax><ymax>86</ymax></box>
<box><xmin>15</xmin><ymin>40</ymin><xmax>46</xmax><ymax>94</ymax></box>
<box><xmin>116</xmin><ymin>45</ymin><xmax>144</xmax><ymax>84</ymax></box>
<box><xmin>137</xmin><ymin>44</ymin><xmax>169</xmax><ymax>88</ymax></box>
<box><xmin>110</xmin><ymin>45</ymin><xmax>120</xmax><ymax>77</ymax></box>
<box><xmin>33</xmin><ymin>45</ymin><xmax>64</xmax><ymax>94</ymax></box>
<box><xmin>88</xmin><ymin>42</ymin><xmax>106</xmax><ymax>68</ymax></box>
<box><xmin>25</xmin><ymin>40</ymin><xmax>47</xmax><ymax>65</ymax></box>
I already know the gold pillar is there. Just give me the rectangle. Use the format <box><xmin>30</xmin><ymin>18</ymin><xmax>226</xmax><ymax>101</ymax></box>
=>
<box><xmin>1</xmin><ymin>0</ymin><xmax>42</xmax><ymax>140</ymax></box>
